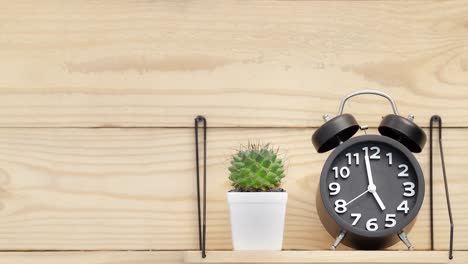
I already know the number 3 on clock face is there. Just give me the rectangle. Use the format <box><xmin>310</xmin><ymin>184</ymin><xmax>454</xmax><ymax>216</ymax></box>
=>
<box><xmin>319</xmin><ymin>135</ymin><xmax>425</xmax><ymax>238</ymax></box>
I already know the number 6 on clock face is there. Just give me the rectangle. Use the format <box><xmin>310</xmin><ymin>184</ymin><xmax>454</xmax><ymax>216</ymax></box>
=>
<box><xmin>319</xmin><ymin>135</ymin><xmax>425</xmax><ymax>246</ymax></box>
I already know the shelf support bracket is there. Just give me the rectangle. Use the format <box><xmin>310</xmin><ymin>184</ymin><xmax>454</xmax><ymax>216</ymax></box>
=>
<box><xmin>429</xmin><ymin>115</ymin><xmax>454</xmax><ymax>260</ymax></box>
<box><xmin>195</xmin><ymin>115</ymin><xmax>207</xmax><ymax>258</ymax></box>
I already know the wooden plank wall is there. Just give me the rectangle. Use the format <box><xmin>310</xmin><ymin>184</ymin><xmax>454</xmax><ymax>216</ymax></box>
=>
<box><xmin>0</xmin><ymin>0</ymin><xmax>467</xmax><ymax>263</ymax></box>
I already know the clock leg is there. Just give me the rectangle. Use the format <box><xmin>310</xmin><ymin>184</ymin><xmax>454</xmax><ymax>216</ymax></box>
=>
<box><xmin>398</xmin><ymin>231</ymin><xmax>414</xmax><ymax>250</ymax></box>
<box><xmin>331</xmin><ymin>230</ymin><xmax>347</xmax><ymax>250</ymax></box>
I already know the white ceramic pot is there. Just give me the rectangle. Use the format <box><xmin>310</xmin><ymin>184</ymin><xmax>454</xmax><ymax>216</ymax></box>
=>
<box><xmin>227</xmin><ymin>192</ymin><xmax>288</xmax><ymax>250</ymax></box>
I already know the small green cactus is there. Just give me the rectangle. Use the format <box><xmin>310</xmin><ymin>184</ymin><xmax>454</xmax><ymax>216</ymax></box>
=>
<box><xmin>228</xmin><ymin>143</ymin><xmax>286</xmax><ymax>192</ymax></box>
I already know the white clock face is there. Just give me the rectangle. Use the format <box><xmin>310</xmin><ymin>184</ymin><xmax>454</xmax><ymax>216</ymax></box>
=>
<box><xmin>321</xmin><ymin>136</ymin><xmax>425</xmax><ymax>237</ymax></box>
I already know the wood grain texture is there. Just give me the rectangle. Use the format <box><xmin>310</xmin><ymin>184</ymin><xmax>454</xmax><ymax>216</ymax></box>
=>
<box><xmin>0</xmin><ymin>128</ymin><xmax>465</xmax><ymax>250</ymax></box>
<box><xmin>184</xmin><ymin>251</ymin><xmax>467</xmax><ymax>264</ymax></box>
<box><xmin>0</xmin><ymin>0</ymin><xmax>467</xmax><ymax>127</ymax></box>
<box><xmin>0</xmin><ymin>251</ymin><xmax>465</xmax><ymax>264</ymax></box>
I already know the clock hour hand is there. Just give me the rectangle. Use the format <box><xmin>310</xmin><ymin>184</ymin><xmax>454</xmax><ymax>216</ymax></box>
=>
<box><xmin>372</xmin><ymin>191</ymin><xmax>386</xmax><ymax>210</ymax></box>
<box><xmin>364</xmin><ymin>153</ymin><xmax>386</xmax><ymax>211</ymax></box>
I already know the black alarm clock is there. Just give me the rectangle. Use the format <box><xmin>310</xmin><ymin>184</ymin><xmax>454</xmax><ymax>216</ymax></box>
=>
<box><xmin>312</xmin><ymin>90</ymin><xmax>426</xmax><ymax>250</ymax></box>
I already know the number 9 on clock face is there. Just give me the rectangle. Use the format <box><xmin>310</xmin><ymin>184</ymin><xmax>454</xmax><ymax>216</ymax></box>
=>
<box><xmin>319</xmin><ymin>135</ymin><xmax>425</xmax><ymax>238</ymax></box>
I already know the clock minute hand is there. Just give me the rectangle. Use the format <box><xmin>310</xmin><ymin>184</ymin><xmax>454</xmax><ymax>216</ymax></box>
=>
<box><xmin>364</xmin><ymin>153</ymin><xmax>386</xmax><ymax>211</ymax></box>
<box><xmin>364</xmin><ymin>154</ymin><xmax>374</xmax><ymax>186</ymax></box>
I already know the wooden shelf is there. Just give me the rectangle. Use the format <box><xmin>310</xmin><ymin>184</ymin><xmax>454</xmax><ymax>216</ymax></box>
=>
<box><xmin>184</xmin><ymin>251</ymin><xmax>465</xmax><ymax>264</ymax></box>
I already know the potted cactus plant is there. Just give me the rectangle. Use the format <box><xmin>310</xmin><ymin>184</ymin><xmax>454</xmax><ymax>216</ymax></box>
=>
<box><xmin>227</xmin><ymin>143</ymin><xmax>287</xmax><ymax>250</ymax></box>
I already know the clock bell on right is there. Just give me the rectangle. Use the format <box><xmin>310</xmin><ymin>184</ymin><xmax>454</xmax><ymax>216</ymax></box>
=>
<box><xmin>312</xmin><ymin>90</ymin><xmax>427</xmax><ymax>250</ymax></box>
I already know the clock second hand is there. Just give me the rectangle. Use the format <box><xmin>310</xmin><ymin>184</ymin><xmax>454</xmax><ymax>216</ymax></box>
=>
<box><xmin>345</xmin><ymin>189</ymin><xmax>368</xmax><ymax>206</ymax></box>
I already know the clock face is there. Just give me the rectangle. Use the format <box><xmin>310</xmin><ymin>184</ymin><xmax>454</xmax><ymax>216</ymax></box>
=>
<box><xmin>320</xmin><ymin>135</ymin><xmax>425</xmax><ymax>237</ymax></box>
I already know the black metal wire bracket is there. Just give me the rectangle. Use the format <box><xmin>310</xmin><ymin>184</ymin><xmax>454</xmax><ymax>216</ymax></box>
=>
<box><xmin>429</xmin><ymin>115</ymin><xmax>454</xmax><ymax>259</ymax></box>
<box><xmin>195</xmin><ymin>115</ymin><xmax>207</xmax><ymax>258</ymax></box>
